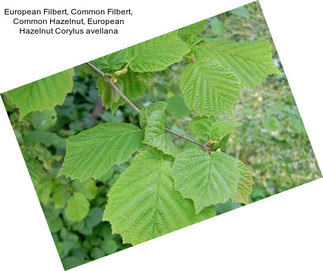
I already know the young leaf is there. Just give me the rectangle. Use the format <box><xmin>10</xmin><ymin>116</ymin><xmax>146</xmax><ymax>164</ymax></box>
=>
<box><xmin>172</xmin><ymin>149</ymin><xmax>240</xmax><ymax>213</ymax></box>
<box><xmin>127</xmin><ymin>32</ymin><xmax>189</xmax><ymax>72</ymax></box>
<box><xmin>5</xmin><ymin>69</ymin><xmax>74</xmax><ymax>118</ymax></box>
<box><xmin>65</xmin><ymin>192</ymin><xmax>90</xmax><ymax>222</ymax></box>
<box><xmin>97</xmin><ymin>71</ymin><xmax>151</xmax><ymax>113</ymax></box>
<box><xmin>232</xmin><ymin>161</ymin><xmax>254</xmax><ymax>204</ymax></box>
<box><xmin>140</xmin><ymin>101</ymin><xmax>168</xmax><ymax>128</ymax></box>
<box><xmin>189</xmin><ymin>117</ymin><xmax>240</xmax><ymax>141</ymax></box>
<box><xmin>103</xmin><ymin>148</ymin><xmax>215</xmax><ymax>245</ymax></box>
<box><xmin>180</xmin><ymin>58</ymin><xmax>240</xmax><ymax>116</ymax></box>
<box><xmin>96</xmin><ymin>76</ymin><xmax>121</xmax><ymax>110</ymax></box>
<box><xmin>58</xmin><ymin>123</ymin><xmax>143</xmax><ymax>182</ymax></box>
<box><xmin>111</xmin><ymin>71</ymin><xmax>151</xmax><ymax>112</ymax></box>
<box><xmin>143</xmin><ymin>106</ymin><xmax>178</xmax><ymax>156</ymax></box>
<box><xmin>193</xmin><ymin>40</ymin><xmax>280</xmax><ymax>87</ymax></box>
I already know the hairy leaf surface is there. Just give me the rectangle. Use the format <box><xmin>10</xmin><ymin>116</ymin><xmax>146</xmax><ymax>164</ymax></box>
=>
<box><xmin>58</xmin><ymin>123</ymin><xmax>143</xmax><ymax>181</ymax></box>
<box><xmin>143</xmin><ymin>107</ymin><xmax>178</xmax><ymax>157</ymax></box>
<box><xmin>172</xmin><ymin>149</ymin><xmax>240</xmax><ymax>213</ymax></box>
<box><xmin>127</xmin><ymin>32</ymin><xmax>189</xmax><ymax>72</ymax></box>
<box><xmin>5</xmin><ymin>69</ymin><xmax>74</xmax><ymax>118</ymax></box>
<box><xmin>232</xmin><ymin>161</ymin><xmax>254</xmax><ymax>204</ymax></box>
<box><xmin>103</xmin><ymin>149</ymin><xmax>215</xmax><ymax>245</ymax></box>
<box><xmin>180</xmin><ymin>59</ymin><xmax>240</xmax><ymax>116</ymax></box>
<box><xmin>65</xmin><ymin>192</ymin><xmax>90</xmax><ymax>222</ymax></box>
<box><xmin>189</xmin><ymin>117</ymin><xmax>239</xmax><ymax>141</ymax></box>
<box><xmin>193</xmin><ymin>40</ymin><xmax>280</xmax><ymax>87</ymax></box>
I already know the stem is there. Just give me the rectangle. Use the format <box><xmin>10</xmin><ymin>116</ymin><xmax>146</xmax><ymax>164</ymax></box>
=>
<box><xmin>86</xmin><ymin>62</ymin><xmax>141</xmax><ymax>114</ymax></box>
<box><xmin>165</xmin><ymin>128</ymin><xmax>212</xmax><ymax>151</ymax></box>
<box><xmin>85</xmin><ymin>62</ymin><xmax>212</xmax><ymax>152</ymax></box>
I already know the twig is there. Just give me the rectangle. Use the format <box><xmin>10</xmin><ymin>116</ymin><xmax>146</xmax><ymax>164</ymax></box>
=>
<box><xmin>165</xmin><ymin>128</ymin><xmax>212</xmax><ymax>151</ymax></box>
<box><xmin>86</xmin><ymin>62</ymin><xmax>140</xmax><ymax>114</ymax></box>
<box><xmin>85</xmin><ymin>62</ymin><xmax>212</xmax><ymax>152</ymax></box>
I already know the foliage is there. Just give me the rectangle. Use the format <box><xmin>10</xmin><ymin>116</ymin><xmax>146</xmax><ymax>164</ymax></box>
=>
<box><xmin>5</xmin><ymin>69</ymin><xmax>74</xmax><ymax>118</ymax></box>
<box><xmin>2</xmin><ymin>2</ymin><xmax>321</xmax><ymax>270</ymax></box>
<box><xmin>58</xmin><ymin>123</ymin><xmax>143</xmax><ymax>181</ymax></box>
<box><xmin>103</xmin><ymin>148</ymin><xmax>215</xmax><ymax>245</ymax></box>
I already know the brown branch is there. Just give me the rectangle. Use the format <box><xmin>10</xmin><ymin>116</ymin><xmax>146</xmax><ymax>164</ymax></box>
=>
<box><xmin>85</xmin><ymin>62</ymin><xmax>212</xmax><ymax>152</ymax></box>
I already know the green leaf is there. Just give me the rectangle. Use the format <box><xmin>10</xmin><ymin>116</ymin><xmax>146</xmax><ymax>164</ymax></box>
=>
<box><xmin>58</xmin><ymin>123</ymin><xmax>143</xmax><ymax>182</ymax></box>
<box><xmin>100</xmin><ymin>239</ymin><xmax>118</xmax><ymax>254</ymax></box>
<box><xmin>143</xmin><ymin>105</ymin><xmax>178</xmax><ymax>156</ymax></box>
<box><xmin>111</xmin><ymin>71</ymin><xmax>151</xmax><ymax>112</ymax></box>
<box><xmin>24</xmin><ymin>131</ymin><xmax>66</xmax><ymax>149</ymax></box>
<box><xmin>65</xmin><ymin>192</ymin><xmax>90</xmax><ymax>222</ymax></box>
<box><xmin>5</xmin><ymin>69</ymin><xmax>74</xmax><ymax>118</ymax></box>
<box><xmin>97</xmin><ymin>71</ymin><xmax>151</xmax><ymax>113</ymax></box>
<box><xmin>47</xmin><ymin>216</ymin><xmax>63</xmax><ymax>233</ymax></box>
<box><xmin>193</xmin><ymin>40</ymin><xmax>280</xmax><ymax>87</ymax></box>
<box><xmin>90</xmin><ymin>247</ymin><xmax>105</xmax><ymax>259</ymax></box>
<box><xmin>127</xmin><ymin>32</ymin><xmax>189</xmax><ymax>72</ymax></box>
<box><xmin>73</xmin><ymin>179</ymin><xmax>98</xmax><ymax>200</ymax></box>
<box><xmin>86</xmin><ymin>207</ymin><xmax>103</xmax><ymax>228</ymax></box>
<box><xmin>232</xmin><ymin>161</ymin><xmax>254</xmax><ymax>204</ymax></box>
<box><xmin>172</xmin><ymin>149</ymin><xmax>240</xmax><ymax>213</ymax></box>
<box><xmin>167</xmin><ymin>95</ymin><xmax>190</xmax><ymax>118</ymax></box>
<box><xmin>26</xmin><ymin>110</ymin><xmax>57</xmax><ymax>131</ymax></box>
<box><xmin>96</xmin><ymin>77</ymin><xmax>121</xmax><ymax>110</ymax></box>
<box><xmin>103</xmin><ymin>148</ymin><xmax>215</xmax><ymax>245</ymax></box>
<box><xmin>189</xmin><ymin>117</ymin><xmax>239</xmax><ymax>141</ymax></box>
<box><xmin>36</xmin><ymin>179</ymin><xmax>52</xmax><ymax>205</ymax></box>
<box><xmin>52</xmin><ymin>184</ymin><xmax>70</xmax><ymax>209</ymax></box>
<box><xmin>180</xmin><ymin>58</ymin><xmax>240</xmax><ymax>116</ymax></box>
<box><xmin>62</xmin><ymin>256</ymin><xmax>85</xmax><ymax>270</ymax></box>
<box><xmin>140</xmin><ymin>101</ymin><xmax>167</xmax><ymax>128</ymax></box>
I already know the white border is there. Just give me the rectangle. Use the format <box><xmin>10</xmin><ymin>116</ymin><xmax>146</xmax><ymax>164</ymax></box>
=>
<box><xmin>0</xmin><ymin>0</ymin><xmax>322</xmax><ymax>270</ymax></box>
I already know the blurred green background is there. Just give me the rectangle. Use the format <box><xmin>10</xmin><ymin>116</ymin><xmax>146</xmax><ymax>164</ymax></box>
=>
<box><xmin>2</xmin><ymin>2</ymin><xmax>321</xmax><ymax>270</ymax></box>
